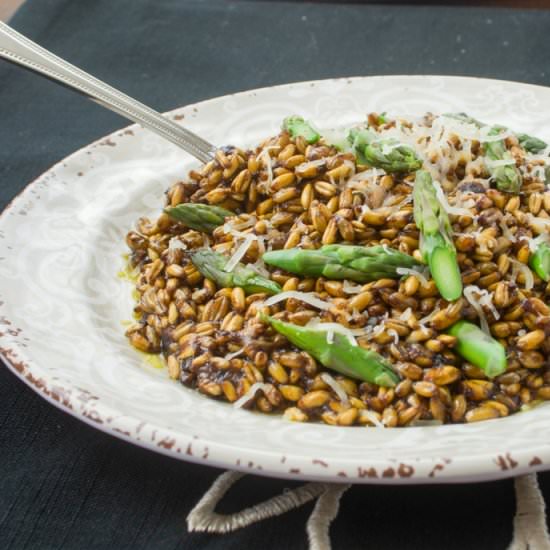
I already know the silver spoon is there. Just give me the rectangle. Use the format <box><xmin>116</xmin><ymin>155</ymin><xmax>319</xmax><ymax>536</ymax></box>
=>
<box><xmin>0</xmin><ymin>21</ymin><xmax>217</xmax><ymax>163</ymax></box>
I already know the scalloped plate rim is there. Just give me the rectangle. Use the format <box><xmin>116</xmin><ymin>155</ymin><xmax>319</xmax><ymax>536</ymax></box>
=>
<box><xmin>2</xmin><ymin>74</ymin><xmax>550</xmax><ymax>484</ymax></box>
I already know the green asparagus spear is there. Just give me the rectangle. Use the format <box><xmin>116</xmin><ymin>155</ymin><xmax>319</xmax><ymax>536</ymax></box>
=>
<box><xmin>445</xmin><ymin>112</ymin><xmax>548</xmax><ymax>154</ymax></box>
<box><xmin>263</xmin><ymin>245</ymin><xmax>420</xmax><ymax>283</ymax></box>
<box><xmin>447</xmin><ymin>320</ymin><xmax>507</xmax><ymax>378</ymax></box>
<box><xmin>347</xmin><ymin>127</ymin><xmax>376</xmax><ymax>163</ymax></box>
<box><xmin>529</xmin><ymin>242</ymin><xmax>550</xmax><ymax>282</ymax></box>
<box><xmin>413</xmin><ymin>170</ymin><xmax>462</xmax><ymax>301</ymax></box>
<box><xmin>517</xmin><ymin>133</ymin><xmax>548</xmax><ymax>154</ymax></box>
<box><xmin>165</xmin><ymin>203</ymin><xmax>233</xmax><ymax>233</ymax></box>
<box><xmin>362</xmin><ymin>139</ymin><xmax>423</xmax><ymax>173</ymax></box>
<box><xmin>484</xmin><ymin>126</ymin><xmax>522</xmax><ymax>193</ymax></box>
<box><xmin>262</xmin><ymin>315</ymin><xmax>399</xmax><ymax>387</ymax></box>
<box><xmin>282</xmin><ymin>116</ymin><xmax>320</xmax><ymax>144</ymax></box>
<box><xmin>348</xmin><ymin>127</ymin><xmax>376</xmax><ymax>148</ymax></box>
<box><xmin>444</xmin><ymin>113</ymin><xmax>535</xmax><ymax>193</ymax></box>
<box><xmin>190</xmin><ymin>248</ymin><xmax>281</xmax><ymax>295</ymax></box>
<box><xmin>442</xmin><ymin>112</ymin><xmax>483</xmax><ymax>126</ymax></box>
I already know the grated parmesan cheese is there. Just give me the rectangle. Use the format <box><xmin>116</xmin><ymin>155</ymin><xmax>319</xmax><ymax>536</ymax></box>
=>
<box><xmin>510</xmin><ymin>258</ymin><xmax>534</xmax><ymax>290</ymax></box>
<box><xmin>364</xmin><ymin>410</ymin><xmax>385</xmax><ymax>428</ymax></box>
<box><xmin>526</xmin><ymin>214</ymin><xmax>550</xmax><ymax>234</ymax></box>
<box><xmin>263</xmin><ymin>291</ymin><xmax>332</xmax><ymax>310</ymax></box>
<box><xmin>342</xmin><ymin>280</ymin><xmax>365</xmax><ymax>294</ymax></box>
<box><xmin>418</xmin><ymin>309</ymin><xmax>438</xmax><ymax>326</ymax></box>
<box><xmin>233</xmin><ymin>382</ymin><xmax>272</xmax><ymax>409</ymax></box>
<box><xmin>304</xmin><ymin>319</ymin><xmax>367</xmax><ymax>346</ymax></box>
<box><xmin>386</xmin><ymin>328</ymin><xmax>399</xmax><ymax>345</ymax></box>
<box><xmin>478</xmin><ymin>289</ymin><xmax>500</xmax><ymax>321</ymax></box>
<box><xmin>258</xmin><ymin>146</ymin><xmax>278</xmax><ymax>186</ymax></box>
<box><xmin>433</xmin><ymin>180</ymin><xmax>474</xmax><ymax>218</ymax></box>
<box><xmin>320</xmin><ymin>373</ymin><xmax>349</xmax><ymax>405</ymax></box>
<box><xmin>168</xmin><ymin>237</ymin><xmax>187</xmax><ymax>250</ymax></box>
<box><xmin>222</xmin><ymin>223</ymin><xmax>266</xmax><ymax>242</ymax></box>
<box><xmin>396</xmin><ymin>266</ymin><xmax>431</xmax><ymax>288</ymax></box>
<box><xmin>250</xmin><ymin>259</ymin><xmax>271</xmax><ymax>278</ymax></box>
<box><xmin>225</xmin><ymin>347</ymin><xmax>245</xmax><ymax>360</ymax></box>
<box><xmin>398</xmin><ymin>307</ymin><xmax>413</xmax><ymax>322</ymax></box>
<box><xmin>296</xmin><ymin>158</ymin><xmax>327</xmax><ymax>172</ymax></box>
<box><xmin>345</xmin><ymin>168</ymin><xmax>385</xmax><ymax>189</ymax></box>
<box><xmin>438</xmin><ymin>116</ymin><xmax>512</xmax><ymax>143</ymax></box>
<box><xmin>499</xmin><ymin>219</ymin><xmax>517</xmax><ymax>243</ymax></box>
<box><xmin>227</xmin><ymin>217</ymin><xmax>257</xmax><ymax>231</ymax></box>
<box><xmin>224</xmin><ymin>233</ymin><xmax>256</xmax><ymax>272</ymax></box>
<box><xmin>464</xmin><ymin>285</ymin><xmax>491</xmax><ymax>335</ymax></box>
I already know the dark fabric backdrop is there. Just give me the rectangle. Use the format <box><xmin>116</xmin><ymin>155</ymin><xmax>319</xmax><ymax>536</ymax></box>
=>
<box><xmin>1</xmin><ymin>1</ymin><xmax>549</xmax><ymax>548</ymax></box>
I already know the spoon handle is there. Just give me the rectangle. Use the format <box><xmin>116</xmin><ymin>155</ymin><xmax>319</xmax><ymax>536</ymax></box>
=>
<box><xmin>0</xmin><ymin>22</ymin><xmax>216</xmax><ymax>163</ymax></box>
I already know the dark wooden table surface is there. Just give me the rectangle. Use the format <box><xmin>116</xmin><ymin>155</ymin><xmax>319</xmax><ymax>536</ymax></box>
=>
<box><xmin>1</xmin><ymin>1</ymin><xmax>550</xmax><ymax>549</ymax></box>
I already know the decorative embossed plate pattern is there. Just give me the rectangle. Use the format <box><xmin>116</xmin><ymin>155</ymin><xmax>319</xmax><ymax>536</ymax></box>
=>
<box><xmin>2</xmin><ymin>76</ymin><xmax>550</xmax><ymax>484</ymax></box>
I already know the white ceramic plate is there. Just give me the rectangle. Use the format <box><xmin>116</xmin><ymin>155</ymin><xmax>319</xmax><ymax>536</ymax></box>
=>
<box><xmin>2</xmin><ymin>75</ymin><xmax>550</xmax><ymax>484</ymax></box>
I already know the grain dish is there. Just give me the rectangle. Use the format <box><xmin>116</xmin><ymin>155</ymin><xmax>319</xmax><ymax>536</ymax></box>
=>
<box><xmin>124</xmin><ymin>112</ymin><xmax>550</xmax><ymax>427</ymax></box>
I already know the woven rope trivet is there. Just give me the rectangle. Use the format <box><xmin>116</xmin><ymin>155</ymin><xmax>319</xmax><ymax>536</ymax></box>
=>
<box><xmin>187</xmin><ymin>472</ymin><xmax>550</xmax><ymax>550</ymax></box>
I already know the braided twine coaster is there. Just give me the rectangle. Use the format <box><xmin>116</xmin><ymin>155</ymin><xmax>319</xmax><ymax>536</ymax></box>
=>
<box><xmin>187</xmin><ymin>472</ymin><xmax>550</xmax><ymax>550</ymax></box>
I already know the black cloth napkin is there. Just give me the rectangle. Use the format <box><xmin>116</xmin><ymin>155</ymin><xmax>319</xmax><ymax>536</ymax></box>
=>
<box><xmin>1</xmin><ymin>1</ymin><xmax>549</xmax><ymax>548</ymax></box>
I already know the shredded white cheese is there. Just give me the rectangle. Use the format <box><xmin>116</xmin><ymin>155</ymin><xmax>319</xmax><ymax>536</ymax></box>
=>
<box><xmin>369</xmin><ymin>323</ymin><xmax>386</xmax><ymax>340</ymax></box>
<box><xmin>250</xmin><ymin>259</ymin><xmax>271</xmax><ymax>278</ymax></box>
<box><xmin>225</xmin><ymin>347</ymin><xmax>245</xmax><ymax>360</ymax></box>
<box><xmin>304</xmin><ymin>319</ymin><xmax>367</xmax><ymax>346</ymax></box>
<box><xmin>258</xmin><ymin>146</ymin><xmax>278</xmax><ymax>186</ymax></box>
<box><xmin>478</xmin><ymin>289</ymin><xmax>500</xmax><ymax>321</ymax></box>
<box><xmin>222</xmin><ymin>223</ymin><xmax>265</xmax><ymax>242</ymax></box>
<box><xmin>418</xmin><ymin>309</ymin><xmax>438</xmax><ymax>326</ymax></box>
<box><xmin>342</xmin><ymin>280</ymin><xmax>365</xmax><ymax>294</ymax></box>
<box><xmin>263</xmin><ymin>291</ymin><xmax>332</xmax><ymax>310</ymax></box>
<box><xmin>439</xmin><ymin>117</ymin><xmax>512</xmax><ymax>143</ymax></box>
<box><xmin>433</xmin><ymin>180</ymin><xmax>474</xmax><ymax>218</ymax></box>
<box><xmin>225</xmin><ymin>217</ymin><xmax>256</xmax><ymax>231</ymax></box>
<box><xmin>510</xmin><ymin>258</ymin><xmax>534</xmax><ymax>290</ymax></box>
<box><xmin>233</xmin><ymin>382</ymin><xmax>272</xmax><ymax>409</ymax></box>
<box><xmin>396</xmin><ymin>266</ymin><xmax>431</xmax><ymax>288</ymax></box>
<box><xmin>320</xmin><ymin>373</ymin><xmax>349</xmax><ymax>405</ymax></box>
<box><xmin>527</xmin><ymin>214</ymin><xmax>550</xmax><ymax>234</ymax></box>
<box><xmin>398</xmin><ymin>307</ymin><xmax>413</xmax><ymax>322</ymax></box>
<box><xmin>295</xmin><ymin>158</ymin><xmax>326</xmax><ymax>172</ymax></box>
<box><xmin>464</xmin><ymin>285</ymin><xmax>493</xmax><ymax>335</ymax></box>
<box><xmin>168</xmin><ymin>237</ymin><xmax>187</xmax><ymax>250</ymax></box>
<box><xmin>499</xmin><ymin>220</ymin><xmax>517</xmax><ymax>243</ymax></box>
<box><xmin>345</xmin><ymin>168</ymin><xmax>385</xmax><ymax>189</ymax></box>
<box><xmin>224</xmin><ymin>233</ymin><xmax>256</xmax><ymax>272</ymax></box>
<box><xmin>386</xmin><ymin>328</ymin><xmax>399</xmax><ymax>345</ymax></box>
<box><xmin>364</xmin><ymin>411</ymin><xmax>385</xmax><ymax>429</ymax></box>
<box><xmin>329</xmin><ymin>159</ymin><xmax>355</xmax><ymax>186</ymax></box>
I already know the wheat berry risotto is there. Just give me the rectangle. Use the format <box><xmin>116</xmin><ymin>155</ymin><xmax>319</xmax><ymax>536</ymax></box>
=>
<box><xmin>124</xmin><ymin>112</ymin><xmax>550</xmax><ymax>427</ymax></box>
